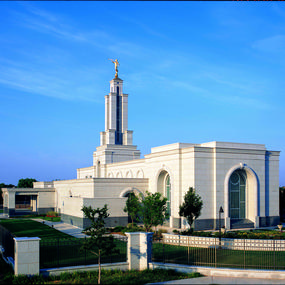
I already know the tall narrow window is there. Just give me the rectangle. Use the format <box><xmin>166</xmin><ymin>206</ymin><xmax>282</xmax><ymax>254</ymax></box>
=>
<box><xmin>116</xmin><ymin>86</ymin><xmax>122</xmax><ymax>144</ymax></box>
<box><xmin>229</xmin><ymin>170</ymin><xmax>246</xmax><ymax>219</ymax></box>
<box><xmin>165</xmin><ymin>174</ymin><xmax>171</xmax><ymax>217</ymax></box>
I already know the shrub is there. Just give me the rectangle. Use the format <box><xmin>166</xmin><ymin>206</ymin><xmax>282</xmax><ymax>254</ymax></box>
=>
<box><xmin>46</xmin><ymin>211</ymin><xmax>58</xmax><ymax>218</ymax></box>
<box><xmin>153</xmin><ymin>229</ymin><xmax>168</xmax><ymax>240</ymax></box>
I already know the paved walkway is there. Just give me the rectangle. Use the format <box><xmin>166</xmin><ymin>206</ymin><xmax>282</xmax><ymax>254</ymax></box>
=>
<box><xmin>31</xmin><ymin>219</ymin><xmax>125</xmax><ymax>240</ymax></box>
<box><xmin>150</xmin><ymin>276</ymin><xmax>285</xmax><ymax>284</ymax></box>
<box><xmin>32</xmin><ymin>219</ymin><xmax>87</xmax><ymax>238</ymax></box>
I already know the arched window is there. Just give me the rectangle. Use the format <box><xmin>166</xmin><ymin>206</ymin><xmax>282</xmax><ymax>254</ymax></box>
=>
<box><xmin>165</xmin><ymin>174</ymin><xmax>171</xmax><ymax>216</ymax></box>
<box><xmin>157</xmin><ymin>170</ymin><xmax>171</xmax><ymax>218</ymax></box>
<box><xmin>229</xmin><ymin>169</ymin><xmax>246</xmax><ymax>219</ymax></box>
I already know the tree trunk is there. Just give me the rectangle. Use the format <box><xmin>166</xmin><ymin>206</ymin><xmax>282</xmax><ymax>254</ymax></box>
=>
<box><xmin>98</xmin><ymin>251</ymin><xmax>101</xmax><ymax>284</ymax></box>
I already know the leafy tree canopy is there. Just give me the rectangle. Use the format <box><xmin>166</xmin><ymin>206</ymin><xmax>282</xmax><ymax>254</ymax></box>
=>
<box><xmin>123</xmin><ymin>192</ymin><xmax>141</xmax><ymax>227</ymax></box>
<box><xmin>179</xmin><ymin>187</ymin><xmax>203</xmax><ymax>230</ymax></box>
<box><xmin>0</xmin><ymin>183</ymin><xmax>15</xmax><ymax>189</ymax></box>
<box><xmin>17</xmin><ymin>178</ymin><xmax>37</xmax><ymax>188</ymax></box>
<box><xmin>81</xmin><ymin>204</ymin><xmax>119</xmax><ymax>284</ymax></box>
<box><xmin>139</xmin><ymin>191</ymin><xmax>169</xmax><ymax>232</ymax></box>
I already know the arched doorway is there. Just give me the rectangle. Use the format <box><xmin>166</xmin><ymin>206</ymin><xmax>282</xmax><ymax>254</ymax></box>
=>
<box><xmin>229</xmin><ymin>169</ymin><xmax>247</xmax><ymax>219</ymax></box>
<box><xmin>224</xmin><ymin>164</ymin><xmax>259</xmax><ymax>229</ymax></box>
<box><xmin>157</xmin><ymin>170</ymin><xmax>171</xmax><ymax>217</ymax></box>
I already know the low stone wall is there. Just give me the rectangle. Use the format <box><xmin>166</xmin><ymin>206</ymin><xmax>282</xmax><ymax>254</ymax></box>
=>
<box><xmin>41</xmin><ymin>262</ymin><xmax>128</xmax><ymax>277</ymax></box>
<box><xmin>150</xmin><ymin>262</ymin><xmax>285</xmax><ymax>280</ymax></box>
<box><xmin>162</xmin><ymin>233</ymin><xmax>285</xmax><ymax>251</ymax></box>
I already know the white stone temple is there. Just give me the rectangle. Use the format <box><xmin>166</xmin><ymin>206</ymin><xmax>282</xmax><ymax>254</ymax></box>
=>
<box><xmin>2</xmin><ymin>64</ymin><xmax>280</xmax><ymax>230</ymax></box>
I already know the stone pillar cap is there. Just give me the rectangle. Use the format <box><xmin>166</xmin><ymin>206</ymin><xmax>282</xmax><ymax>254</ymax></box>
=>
<box><xmin>14</xmin><ymin>237</ymin><xmax>41</xmax><ymax>241</ymax></box>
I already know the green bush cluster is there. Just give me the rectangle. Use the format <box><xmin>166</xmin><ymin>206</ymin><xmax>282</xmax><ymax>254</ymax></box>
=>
<box><xmin>1</xmin><ymin>268</ymin><xmax>202</xmax><ymax>285</ymax></box>
<box><xmin>175</xmin><ymin>228</ymin><xmax>285</xmax><ymax>239</ymax></box>
<box><xmin>110</xmin><ymin>223</ymin><xmax>145</xmax><ymax>234</ymax></box>
<box><xmin>153</xmin><ymin>229</ymin><xmax>168</xmax><ymax>240</ymax></box>
<box><xmin>46</xmin><ymin>211</ymin><xmax>58</xmax><ymax>218</ymax></box>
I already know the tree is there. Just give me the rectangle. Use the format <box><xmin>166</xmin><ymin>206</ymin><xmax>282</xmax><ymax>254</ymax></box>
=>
<box><xmin>123</xmin><ymin>192</ymin><xmax>141</xmax><ymax>227</ymax></box>
<box><xmin>81</xmin><ymin>204</ymin><xmax>118</xmax><ymax>285</ymax></box>
<box><xmin>139</xmin><ymin>191</ymin><xmax>169</xmax><ymax>232</ymax></box>
<box><xmin>17</xmin><ymin>178</ymin><xmax>37</xmax><ymax>188</ymax></box>
<box><xmin>179</xmin><ymin>187</ymin><xmax>203</xmax><ymax>230</ymax></box>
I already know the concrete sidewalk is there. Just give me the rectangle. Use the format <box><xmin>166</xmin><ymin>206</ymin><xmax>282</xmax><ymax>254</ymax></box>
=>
<box><xmin>150</xmin><ymin>276</ymin><xmax>285</xmax><ymax>284</ymax></box>
<box><xmin>31</xmin><ymin>219</ymin><xmax>125</xmax><ymax>240</ymax></box>
<box><xmin>32</xmin><ymin>219</ymin><xmax>87</xmax><ymax>238</ymax></box>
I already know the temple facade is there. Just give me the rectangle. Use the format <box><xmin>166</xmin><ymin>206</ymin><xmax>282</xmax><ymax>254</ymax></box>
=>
<box><xmin>2</xmin><ymin>70</ymin><xmax>280</xmax><ymax>230</ymax></box>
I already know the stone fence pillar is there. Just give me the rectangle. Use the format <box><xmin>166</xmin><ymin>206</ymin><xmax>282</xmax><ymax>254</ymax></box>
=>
<box><xmin>125</xmin><ymin>232</ymin><xmax>153</xmax><ymax>270</ymax></box>
<box><xmin>14</xmin><ymin>237</ymin><xmax>41</xmax><ymax>276</ymax></box>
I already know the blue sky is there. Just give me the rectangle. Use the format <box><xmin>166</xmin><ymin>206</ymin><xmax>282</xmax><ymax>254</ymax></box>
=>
<box><xmin>0</xmin><ymin>1</ymin><xmax>284</xmax><ymax>186</ymax></box>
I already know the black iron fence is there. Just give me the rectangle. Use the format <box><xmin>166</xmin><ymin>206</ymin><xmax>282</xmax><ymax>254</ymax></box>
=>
<box><xmin>40</xmin><ymin>236</ymin><xmax>127</xmax><ymax>269</ymax></box>
<box><xmin>152</xmin><ymin>236</ymin><xmax>285</xmax><ymax>270</ymax></box>
<box><xmin>0</xmin><ymin>224</ymin><xmax>15</xmax><ymax>259</ymax></box>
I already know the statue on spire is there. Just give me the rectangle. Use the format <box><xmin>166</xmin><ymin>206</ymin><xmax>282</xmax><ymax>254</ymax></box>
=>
<box><xmin>108</xmin><ymin>59</ymin><xmax>119</xmax><ymax>78</ymax></box>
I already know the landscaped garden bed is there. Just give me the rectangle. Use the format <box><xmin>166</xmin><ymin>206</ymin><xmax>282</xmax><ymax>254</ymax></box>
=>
<box><xmin>174</xmin><ymin>228</ymin><xmax>285</xmax><ymax>239</ymax></box>
<box><xmin>0</xmin><ymin>267</ymin><xmax>202</xmax><ymax>285</ymax></box>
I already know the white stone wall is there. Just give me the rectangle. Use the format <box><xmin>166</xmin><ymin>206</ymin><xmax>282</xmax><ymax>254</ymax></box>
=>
<box><xmin>83</xmin><ymin>197</ymin><xmax>128</xmax><ymax>218</ymax></box>
<box><xmin>38</xmin><ymin>191</ymin><xmax>55</xmax><ymax>209</ymax></box>
<box><xmin>162</xmin><ymin>233</ymin><xmax>285</xmax><ymax>251</ymax></box>
<box><xmin>77</xmin><ymin>166</ymin><xmax>96</xmax><ymax>179</ymax></box>
<box><xmin>60</xmin><ymin>196</ymin><xmax>84</xmax><ymax>217</ymax></box>
<box><xmin>54</xmin><ymin>179</ymin><xmax>95</xmax><ymax>214</ymax></box>
<box><xmin>193</xmin><ymin>147</ymin><xmax>215</xmax><ymax>219</ymax></box>
<box><xmin>267</xmin><ymin>151</ymin><xmax>280</xmax><ymax>217</ymax></box>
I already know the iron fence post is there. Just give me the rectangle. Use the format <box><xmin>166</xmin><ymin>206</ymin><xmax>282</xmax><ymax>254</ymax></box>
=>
<box><xmin>57</xmin><ymin>238</ymin><xmax>60</xmax><ymax>268</ymax></box>
<box><xmin>273</xmin><ymin>239</ymin><xmax>276</xmax><ymax>270</ymax></box>
<box><xmin>215</xmin><ymin>237</ymin><xmax>217</xmax><ymax>268</ymax></box>
<box><xmin>188</xmin><ymin>236</ymin><xmax>190</xmax><ymax>265</ymax></box>
<box><xmin>243</xmin><ymin>239</ymin><xmax>246</xmax><ymax>269</ymax></box>
<box><xmin>163</xmin><ymin>240</ymin><xmax>165</xmax><ymax>264</ymax></box>
<box><xmin>84</xmin><ymin>237</ymin><xmax>87</xmax><ymax>266</ymax></box>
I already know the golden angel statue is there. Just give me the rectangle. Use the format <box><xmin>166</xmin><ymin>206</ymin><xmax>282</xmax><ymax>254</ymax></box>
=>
<box><xmin>108</xmin><ymin>59</ymin><xmax>119</xmax><ymax>78</ymax></box>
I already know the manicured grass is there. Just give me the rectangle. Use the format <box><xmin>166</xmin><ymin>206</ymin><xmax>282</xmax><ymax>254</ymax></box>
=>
<box><xmin>0</xmin><ymin>219</ymin><xmax>72</xmax><ymax>240</ymax></box>
<box><xmin>1</xmin><ymin>268</ymin><xmax>202</xmax><ymax>284</ymax></box>
<box><xmin>152</xmin><ymin>242</ymin><xmax>285</xmax><ymax>270</ymax></box>
<box><xmin>0</xmin><ymin>219</ymin><xmax>128</xmax><ymax>269</ymax></box>
<box><xmin>43</xmin><ymin>216</ymin><xmax>61</xmax><ymax>222</ymax></box>
<box><xmin>40</xmin><ymin>238</ymin><xmax>127</xmax><ymax>269</ymax></box>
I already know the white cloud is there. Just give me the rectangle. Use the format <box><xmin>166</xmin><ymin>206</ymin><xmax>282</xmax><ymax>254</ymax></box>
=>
<box><xmin>252</xmin><ymin>35</ymin><xmax>285</xmax><ymax>54</ymax></box>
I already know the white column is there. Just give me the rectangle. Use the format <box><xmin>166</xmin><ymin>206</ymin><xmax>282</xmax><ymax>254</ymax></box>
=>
<box><xmin>105</xmin><ymin>95</ymin><xmax>109</xmax><ymax>131</ymax></box>
<box><xmin>109</xmin><ymin>93</ymin><xmax>117</xmax><ymax>130</ymax></box>
<box><xmin>125</xmin><ymin>232</ymin><xmax>153</xmax><ymax>270</ymax></box>
<box><xmin>14</xmin><ymin>237</ymin><xmax>41</xmax><ymax>276</ymax></box>
<box><xmin>121</xmin><ymin>94</ymin><xmax>128</xmax><ymax>132</ymax></box>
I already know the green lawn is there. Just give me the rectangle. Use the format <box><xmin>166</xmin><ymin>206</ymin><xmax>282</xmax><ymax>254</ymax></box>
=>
<box><xmin>0</xmin><ymin>219</ymin><xmax>72</xmax><ymax>240</ymax></box>
<box><xmin>152</xmin><ymin>242</ymin><xmax>285</xmax><ymax>270</ymax></box>
<box><xmin>0</xmin><ymin>219</ymin><xmax>127</xmax><ymax>269</ymax></box>
<box><xmin>40</xmin><ymin>238</ymin><xmax>127</xmax><ymax>269</ymax></box>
